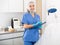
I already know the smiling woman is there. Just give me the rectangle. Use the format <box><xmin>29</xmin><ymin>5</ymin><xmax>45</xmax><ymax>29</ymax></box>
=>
<box><xmin>22</xmin><ymin>1</ymin><xmax>42</xmax><ymax>45</ymax></box>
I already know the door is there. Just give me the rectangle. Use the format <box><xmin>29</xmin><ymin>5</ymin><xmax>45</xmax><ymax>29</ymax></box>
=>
<box><xmin>0</xmin><ymin>39</ymin><xmax>13</xmax><ymax>45</ymax></box>
<box><xmin>13</xmin><ymin>38</ymin><xmax>23</xmax><ymax>45</ymax></box>
<box><xmin>0</xmin><ymin>0</ymin><xmax>9</xmax><ymax>12</ymax></box>
<box><xmin>8</xmin><ymin>0</ymin><xmax>23</xmax><ymax>12</ymax></box>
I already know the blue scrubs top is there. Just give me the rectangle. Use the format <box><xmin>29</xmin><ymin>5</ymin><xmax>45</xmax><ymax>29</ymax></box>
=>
<box><xmin>22</xmin><ymin>12</ymin><xmax>41</xmax><ymax>42</ymax></box>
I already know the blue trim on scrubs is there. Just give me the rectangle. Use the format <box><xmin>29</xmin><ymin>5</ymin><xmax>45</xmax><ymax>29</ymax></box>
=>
<box><xmin>22</xmin><ymin>12</ymin><xmax>41</xmax><ymax>42</ymax></box>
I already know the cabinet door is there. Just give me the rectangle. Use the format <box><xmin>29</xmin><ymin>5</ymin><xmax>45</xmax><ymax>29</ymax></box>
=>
<box><xmin>0</xmin><ymin>39</ymin><xmax>13</xmax><ymax>45</ymax></box>
<box><xmin>0</xmin><ymin>34</ymin><xmax>13</xmax><ymax>45</ymax></box>
<box><xmin>0</xmin><ymin>0</ymin><xmax>9</xmax><ymax>12</ymax></box>
<box><xmin>8</xmin><ymin>0</ymin><xmax>23</xmax><ymax>12</ymax></box>
<box><xmin>13</xmin><ymin>38</ymin><xmax>23</xmax><ymax>45</ymax></box>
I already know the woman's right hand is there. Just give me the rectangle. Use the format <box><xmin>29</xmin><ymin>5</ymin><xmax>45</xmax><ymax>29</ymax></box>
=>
<box><xmin>32</xmin><ymin>21</ymin><xmax>42</xmax><ymax>27</ymax></box>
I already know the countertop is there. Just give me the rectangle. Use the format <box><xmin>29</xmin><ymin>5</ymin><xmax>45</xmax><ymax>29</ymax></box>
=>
<box><xmin>0</xmin><ymin>29</ymin><xmax>40</xmax><ymax>41</ymax></box>
<box><xmin>0</xmin><ymin>30</ymin><xmax>24</xmax><ymax>41</ymax></box>
<box><xmin>0</xmin><ymin>30</ymin><xmax>24</xmax><ymax>35</ymax></box>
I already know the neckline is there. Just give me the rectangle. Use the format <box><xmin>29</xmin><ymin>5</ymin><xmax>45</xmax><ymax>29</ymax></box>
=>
<box><xmin>29</xmin><ymin>13</ymin><xmax>36</xmax><ymax>19</ymax></box>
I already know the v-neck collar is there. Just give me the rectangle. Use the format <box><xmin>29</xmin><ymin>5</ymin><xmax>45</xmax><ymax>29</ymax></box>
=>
<box><xmin>29</xmin><ymin>13</ymin><xmax>36</xmax><ymax>19</ymax></box>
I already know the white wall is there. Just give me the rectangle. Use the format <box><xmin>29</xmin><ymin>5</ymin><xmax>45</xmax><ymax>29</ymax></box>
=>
<box><xmin>39</xmin><ymin>0</ymin><xmax>60</xmax><ymax>45</ymax></box>
<box><xmin>41</xmin><ymin>0</ymin><xmax>46</xmax><ymax>32</ymax></box>
<box><xmin>46</xmin><ymin>0</ymin><xmax>60</xmax><ymax>16</ymax></box>
<box><xmin>42</xmin><ymin>0</ymin><xmax>60</xmax><ymax>21</ymax></box>
<box><xmin>42</xmin><ymin>0</ymin><xmax>60</xmax><ymax>30</ymax></box>
<box><xmin>42</xmin><ymin>0</ymin><xmax>46</xmax><ymax>22</ymax></box>
<box><xmin>0</xmin><ymin>0</ymin><xmax>23</xmax><ymax>12</ymax></box>
<box><xmin>0</xmin><ymin>12</ymin><xmax>23</xmax><ymax>27</ymax></box>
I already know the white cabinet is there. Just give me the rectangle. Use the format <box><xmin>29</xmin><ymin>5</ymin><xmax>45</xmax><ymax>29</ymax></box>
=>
<box><xmin>0</xmin><ymin>34</ymin><xmax>13</xmax><ymax>45</ymax></box>
<box><xmin>0</xmin><ymin>0</ymin><xmax>8</xmax><ymax>12</ymax></box>
<box><xmin>46</xmin><ymin>0</ymin><xmax>58</xmax><ymax>11</ymax></box>
<box><xmin>13</xmin><ymin>33</ymin><xmax>24</xmax><ymax>45</ymax></box>
<box><xmin>0</xmin><ymin>38</ymin><xmax>23</xmax><ymax>45</ymax></box>
<box><xmin>0</xmin><ymin>0</ymin><xmax>23</xmax><ymax>12</ymax></box>
<box><xmin>8</xmin><ymin>0</ymin><xmax>23</xmax><ymax>12</ymax></box>
<box><xmin>0</xmin><ymin>39</ymin><xmax>13</xmax><ymax>45</ymax></box>
<box><xmin>13</xmin><ymin>38</ymin><xmax>23</xmax><ymax>45</ymax></box>
<box><xmin>0</xmin><ymin>32</ymin><xmax>24</xmax><ymax>45</ymax></box>
<box><xmin>24</xmin><ymin>0</ymin><xmax>36</xmax><ymax>12</ymax></box>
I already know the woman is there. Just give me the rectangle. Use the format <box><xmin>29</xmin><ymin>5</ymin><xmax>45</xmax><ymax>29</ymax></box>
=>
<box><xmin>22</xmin><ymin>1</ymin><xmax>42</xmax><ymax>45</ymax></box>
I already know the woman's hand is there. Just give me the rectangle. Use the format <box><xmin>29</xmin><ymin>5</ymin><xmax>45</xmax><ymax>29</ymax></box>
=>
<box><xmin>23</xmin><ymin>21</ymin><xmax>44</xmax><ymax>29</ymax></box>
<box><xmin>33</xmin><ymin>21</ymin><xmax>42</xmax><ymax>27</ymax></box>
<box><xmin>23</xmin><ymin>24</ymin><xmax>33</xmax><ymax>29</ymax></box>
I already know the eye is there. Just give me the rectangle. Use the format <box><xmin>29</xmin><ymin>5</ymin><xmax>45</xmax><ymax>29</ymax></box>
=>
<box><xmin>32</xmin><ymin>5</ymin><xmax>34</xmax><ymax>7</ymax></box>
<box><xmin>29</xmin><ymin>5</ymin><xmax>35</xmax><ymax>7</ymax></box>
<box><xmin>29</xmin><ymin>5</ymin><xmax>32</xmax><ymax>7</ymax></box>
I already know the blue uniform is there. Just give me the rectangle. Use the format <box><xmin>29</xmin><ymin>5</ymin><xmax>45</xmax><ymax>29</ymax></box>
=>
<box><xmin>22</xmin><ymin>12</ymin><xmax>41</xmax><ymax>45</ymax></box>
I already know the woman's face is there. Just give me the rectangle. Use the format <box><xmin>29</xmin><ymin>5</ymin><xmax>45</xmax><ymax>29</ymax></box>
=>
<box><xmin>29</xmin><ymin>3</ymin><xmax>35</xmax><ymax>12</ymax></box>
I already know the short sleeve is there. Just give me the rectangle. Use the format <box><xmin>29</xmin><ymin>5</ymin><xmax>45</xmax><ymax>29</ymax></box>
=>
<box><xmin>21</xmin><ymin>14</ymin><xmax>28</xmax><ymax>24</ymax></box>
